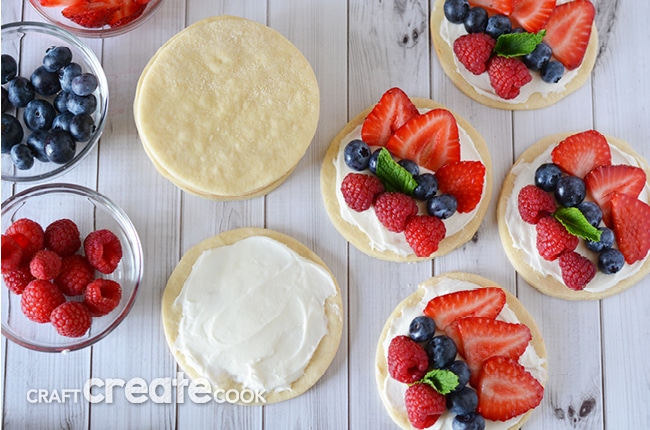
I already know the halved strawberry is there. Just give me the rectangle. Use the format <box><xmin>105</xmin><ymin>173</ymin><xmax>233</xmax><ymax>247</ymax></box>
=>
<box><xmin>511</xmin><ymin>0</ymin><xmax>556</xmax><ymax>33</ymax></box>
<box><xmin>62</xmin><ymin>1</ymin><xmax>119</xmax><ymax>28</ymax></box>
<box><xmin>435</xmin><ymin>160</ymin><xmax>486</xmax><ymax>213</ymax></box>
<box><xmin>107</xmin><ymin>0</ymin><xmax>147</xmax><ymax>28</ymax></box>
<box><xmin>543</xmin><ymin>0</ymin><xmax>595</xmax><ymax>70</ymax></box>
<box><xmin>360</xmin><ymin>88</ymin><xmax>419</xmax><ymax>148</ymax></box>
<box><xmin>468</xmin><ymin>0</ymin><xmax>513</xmax><ymax>15</ymax></box>
<box><xmin>476</xmin><ymin>356</ymin><xmax>544</xmax><ymax>422</ymax></box>
<box><xmin>551</xmin><ymin>130</ymin><xmax>611</xmax><ymax>178</ymax></box>
<box><xmin>610</xmin><ymin>193</ymin><xmax>650</xmax><ymax>264</ymax></box>
<box><xmin>39</xmin><ymin>0</ymin><xmax>82</xmax><ymax>6</ymax></box>
<box><xmin>423</xmin><ymin>287</ymin><xmax>506</xmax><ymax>331</ymax></box>
<box><xmin>584</xmin><ymin>165</ymin><xmax>647</xmax><ymax>227</ymax></box>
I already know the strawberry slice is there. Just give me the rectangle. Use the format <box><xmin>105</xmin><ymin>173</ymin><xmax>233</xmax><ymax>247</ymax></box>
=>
<box><xmin>62</xmin><ymin>1</ymin><xmax>119</xmax><ymax>28</ymax></box>
<box><xmin>476</xmin><ymin>356</ymin><xmax>544</xmax><ymax>422</ymax></box>
<box><xmin>551</xmin><ymin>130</ymin><xmax>611</xmax><ymax>178</ymax></box>
<box><xmin>511</xmin><ymin>0</ymin><xmax>556</xmax><ymax>33</ymax></box>
<box><xmin>39</xmin><ymin>0</ymin><xmax>82</xmax><ymax>6</ymax></box>
<box><xmin>584</xmin><ymin>165</ymin><xmax>647</xmax><ymax>227</ymax></box>
<box><xmin>610</xmin><ymin>193</ymin><xmax>650</xmax><ymax>264</ymax></box>
<box><xmin>360</xmin><ymin>88</ymin><xmax>419</xmax><ymax>148</ymax></box>
<box><xmin>107</xmin><ymin>0</ymin><xmax>147</xmax><ymax>28</ymax></box>
<box><xmin>468</xmin><ymin>0</ymin><xmax>513</xmax><ymax>15</ymax></box>
<box><xmin>423</xmin><ymin>287</ymin><xmax>506</xmax><ymax>331</ymax></box>
<box><xmin>435</xmin><ymin>160</ymin><xmax>486</xmax><ymax>213</ymax></box>
<box><xmin>543</xmin><ymin>0</ymin><xmax>595</xmax><ymax>70</ymax></box>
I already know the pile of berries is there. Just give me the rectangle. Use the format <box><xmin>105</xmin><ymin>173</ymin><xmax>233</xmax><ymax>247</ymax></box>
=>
<box><xmin>1</xmin><ymin>217</ymin><xmax>123</xmax><ymax>338</ymax></box>
<box><xmin>37</xmin><ymin>0</ymin><xmax>152</xmax><ymax>30</ymax></box>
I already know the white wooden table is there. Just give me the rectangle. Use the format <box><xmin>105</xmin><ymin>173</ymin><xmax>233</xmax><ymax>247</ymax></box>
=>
<box><xmin>2</xmin><ymin>1</ymin><xmax>649</xmax><ymax>428</ymax></box>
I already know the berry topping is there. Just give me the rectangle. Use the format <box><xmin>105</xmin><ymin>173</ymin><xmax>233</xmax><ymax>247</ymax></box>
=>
<box><xmin>29</xmin><ymin>249</ymin><xmax>62</xmax><ymax>280</ymax></box>
<box><xmin>444</xmin><ymin>0</ymin><xmax>471</xmax><ymax>24</ymax></box>
<box><xmin>413</xmin><ymin>173</ymin><xmax>438</xmax><ymax>201</ymax></box>
<box><xmin>448</xmin><ymin>360</ymin><xmax>472</xmax><ymax>391</ymax></box>
<box><xmin>558</xmin><ymin>250</ymin><xmax>596</xmax><ymax>290</ymax></box>
<box><xmin>423</xmin><ymin>287</ymin><xmax>506</xmax><ymax>330</ymax></box>
<box><xmin>6</xmin><ymin>218</ymin><xmax>45</xmax><ymax>263</ymax></box>
<box><xmin>486</xmin><ymin>56</ymin><xmax>532</xmax><ymax>100</ymax></box>
<box><xmin>540</xmin><ymin>60</ymin><xmax>565</xmax><ymax>83</ymax></box>
<box><xmin>585</xmin><ymin>227</ymin><xmax>614</xmax><ymax>253</ymax></box>
<box><xmin>575</xmin><ymin>201</ymin><xmax>602</xmax><ymax>228</ymax></box>
<box><xmin>62</xmin><ymin>1</ymin><xmax>120</xmax><ymax>28</ymax></box>
<box><xmin>83</xmin><ymin>229</ymin><xmax>123</xmax><ymax>274</ymax></box>
<box><xmin>452</xmin><ymin>412</ymin><xmax>486</xmax><ymax>430</ymax></box>
<box><xmin>435</xmin><ymin>160</ymin><xmax>486</xmax><ymax>213</ymax></box>
<box><xmin>106</xmin><ymin>0</ymin><xmax>147</xmax><ymax>28</ymax></box>
<box><xmin>551</xmin><ymin>130</ymin><xmax>611</xmax><ymax>178</ymax></box>
<box><xmin>3</xmin><ymin>265</ymin><xmax>34</xmax><ymax>295</ymax></box>
<box><xmin>446</xmin><ymin>386</ymin><xmax>479</xmax><ymax>416</ymax></box>
<box><xmin>522</xmin><ymin>41</ymin><xmax>552</xmax><ymax>71</ymax></box>
<box><xmin>425</xmin><ymin>335</ymin><xmax>458</xmax><ymax>369</ymax></box>
<box><xmin>535</xmin><ymin>216</ymin><xmax>579</xmax><ymax>261</ymax></box>
<box><xmin>44</xmin><ymin>218</ymin><xmax>82</xmax><ymax>256</ymax></box>
<box><xmin>409</xmin><ymin>315</ymin><xmax>437</xmax><ymax>343</ymax></box>
<box><xmin>54</xmin><ymin>254</ymin><xmax>95</xmax><ymax>296</ymax></box>
<box><xmin>398</xmin><ymin>159</ymin><xmax>420</xmax><ymax>177</ymax></box>
<box><xmin>467</xmin><ymin>0</ymin><xmax>513</xmax><ymax>16</ymax></box>
<box><xmin>426</xmin><ymin>194</ymin><xmax>458</xmax><ymax>219</ymax></box>
<box><xmin>511</xmin><ymin>0</ymin><xmax>556</xmax><ymax>33</ymax></box>
<box><xmin>485</xmin><ymin>14</ymin><xmax>512</xmax><ymax>39</ymax></box>
<box><xmin>543</xmin><ymin>0</ymin><xmax>595</xmax><ymax>70</ymax></box>
<box><xmin>387</xmin><ymin>335</ymin><xmax>430</xmax><ymax>384</ymax></box>
<box><xmin>83</xmin><ymin>278</ymin><xmax>122</xmax><ymax>316</ymax></box>
<box><xmin>517</xmin><ymin>184</ymin><xmax>556</xmax><ymax>224</ymax></box>
<box><xmin>453</xmin><ymin>33</ymin><xmax>496</xmax><ymax>75</ymax></box>
<box><xmin>2</xmin><ymin>234</ymin><xmax>23</xmax><ymax>274</ymax></box>
<box><xmin>20</xmin><ymin>279</ymin><xmax>66</xmax><ymax>323</ymax></box>
<box><xmin>343</xmin><ymin>139</ymin><xmax>372</xmax><ymax>171</ymax></box>
<box><xmin>340</xmin><ymin>173</ymin><xmax>385</xmax><ymax>212</ymax></box>
<box><xmin>50</xmin><ymin>301</ymin><xmax>92</xmax><ymax>338</ymax></box>
<box><xmin>374</xmin><ymin>192</ymin><xmax>419</xmax><ymax>233</ymax></box>
<box><xmin>598</xmin><ymin>248</ymin><xmax>625</xmax><ymax>275</ymax></box>
<box><xmin>361</xmin><ymin>87</ymin><xmax>419</xmax><ymax>148</ymax></box>
<box><xmin>553</xmin><ymin>176</ymin><xmax>586</xmax><ymax>208</ymax></box>
<box><xmin>610</xmin><ymin>193</ymin><xmax>650</xmax><ymax>264</ymax></box>
<box><xmin>404</xmin><ymin>383</ymin><xmax>446</xmax><ymax>429</ymax></box>
<box><xmin>464</xmin><ymin>7</ymin><xmax>489</xmax><ymax>34</ymax></box>
<box><xmin>404</xmin><ymin>215</ymin><xmax>446</xmax><ymax>257</ymax></box>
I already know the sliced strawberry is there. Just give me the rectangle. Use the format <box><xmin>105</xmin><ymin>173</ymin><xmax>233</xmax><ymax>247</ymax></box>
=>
<box><xmin>468</xmin><ymin>0</ymin><xmax>513</xmax><ymax>15</ymax></box>
<box><xmin>610</xmin><ymin>193</ymin><xmax>650</xmax><ymax>264</ymax></box>
<box><xmin>360</xmin><ymin>88</ymin><xmax>419</xmax><ymax>148</ymax></box>
<box><xmin>435</xmin><ymin>160</ymin><xmax>486</xmax><ymax>213</ymax></box>
<box><xmin>423</xmin><ymin>287</ymin><xmax>506</xmax><ymax>331</ymax></box>
<box><xmin>134</xmin><ymin>0</ymin><xmax>151</xmax><ymax>4</ymax></box>
<box><xmin>543</xmin><ymin>0</ymin><xmax>595</xmax><ymax>70</ymax></box>
<box><xmin>442</xmin><ymin>319</ymin><xmax>465</xmax><ymax>357</ymax></box>
<box><xmin>107</xmin><ymin>0</ymin><xmax>147</xmax><ymax>28</ymax></box>
<box><xmin>62</xmin><ymin>1</ymin><xmax>120</xmax><ymax>28</ymax></box>
<box><xmin>511</xmin><ymin>0</ymin><xmax>556</xmax><ymax>33</ymax></box>
<box><xmin>551</xmin><ymin>130</ymin><xmax>611</xmax><ymax>178</ymax></box>
<box><xmin>584</xmin><ymin>165</ymin><xmax>647</xmax><ymax>227</ymax></box>
<box><xmin>39</xmin><ymin>0</ymin><xmax>82</xmax><ymax>6</ymax></box>
<box><xmin>477</xmin><ymin>356</ymin><xmax>544</xmax><ymax>422</ymax></box>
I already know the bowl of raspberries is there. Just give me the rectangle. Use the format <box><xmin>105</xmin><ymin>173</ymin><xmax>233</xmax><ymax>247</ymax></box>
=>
<box><xmin>1</xmin><ymin>21</ymin><xmax>108</xmax><ymax>183</ymax></box>
<box><xmin>1</xmin><ymin>183</ymin><xmax>143</xmax><ymax>352</ymax></box>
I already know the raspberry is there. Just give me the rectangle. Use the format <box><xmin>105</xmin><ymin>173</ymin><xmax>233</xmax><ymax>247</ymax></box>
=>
<box><xmin>1</xmin><ymin>234</ymin><xmax>23</xmax><ymax>274</ymax></box>
<box><xmin>50</xmin><ymin>301</ymin><xmax>92</xmax><ymax>338</ymax></box>
<box><xmin>404</xmin><ymin>216</ymin><xmax>446</xmax><ymax>257</ymax></box>
<box><xmin>20</xmin><ymin>279</ymin><xmax>66</xmax><ymax>323</ymax></box>
<box><xmin>340</xmin><ymin>173</ymin><xmax>385</xmax><ymax>212</ymax></box>
<box><xmin>453</xmin><ymin>33</ymin><xmax>496</xmax><ymax>75</ymax></box>
<box><xmin>84</xmin><ymin>229</ymin><xmax>123</xmax><ymax>274</ymax></box>
<box><xmin>517</xmin><ymin>184</ymin><xmax>556</xmax><ymax>224</ymax></box>
<box><xmin>535</xmin><ymin>216</ymin><xmax>579</xmax><ymax>261</ymax></box>
<box><xmin>404</xmin><ymin>383</ymin><xmax>446</xmax><ymax>429</ymax></box>
<box><xmin>387</xmin><ymin>335</ymin><xmax>429</xmax><ymax>384</ymax></box>
<box><xmin>559</xmin><ymin>251</ymin><xmax>596</xmax><ymax>290</ymax></box>
<box><xmin>6</xmin><ymin>218</ymin><xmax>44</xmax><ymax>263</ymax></box>
<box><xmin>487</xmin><ymin>56</ymin><xmax>532</xmax><ymax>100</ymax></box>
<box><xmin>44</xmin><ymin>218</ymin><xmax>81</xmax><ymax>256</ymax></box>
<box><xmin>3</xmin><ymin>265</ymin><xmax>34</xmax><ymax>295</ymax></box>
<box><xmin>84</xmin><ymin>278</ymin><xmax>122</xmax><ymax>316</ymax></box>
<box><xmin>374</xmin><ymin>192</ymin><xmax>419</xmax><ymax>233</ymax></box>
<box><xmin>54</xmin><ymin>255</ymin><xmax>95</xmax><ymax>296</ymax></box>
<box><xmin>29</xmin><ymin>249</ymin><xmax>62</xmax><ymax>280</ymax></box>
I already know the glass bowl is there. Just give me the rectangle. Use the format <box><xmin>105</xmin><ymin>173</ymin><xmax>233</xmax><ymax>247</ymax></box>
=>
<box><xmin>1</xmin><ymin>183</ymin><xmax>143</xmax><ymax>352</ymax></box>
<box><xmin>28</xmin><ymin>0</ymin><xmax>165</xmax><ymax>38</ymax></box>
<box><xmin>1</xmin><ymin>22</ymin><xmax>108</xmax><ymax>183</ymax></box>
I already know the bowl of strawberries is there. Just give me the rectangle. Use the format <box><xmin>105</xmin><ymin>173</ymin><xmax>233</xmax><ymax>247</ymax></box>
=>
<box><xmin>1</xmin><ymin>183</ymin><xmax>143</xmax><ymax>352</ymax></box>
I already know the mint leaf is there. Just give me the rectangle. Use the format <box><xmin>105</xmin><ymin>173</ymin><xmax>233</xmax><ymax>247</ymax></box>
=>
<box><xmin>553</xmin><ymin>207</ymin><xmax>602</xmax><ymax>242</ymax></box>
<box><xmin>419</xmin><ymin>368</ymin><xmax>459</xmax><ymax>395</ymax></box>
<box><xmin>375</xmin><ymin>148</ymin><xmax>417</xmax><ymax>195</ymax></box>
<box><xmin>494</xmin><ymin>30</ymin><xmax>546</xmax><ymax>58</ymax></box>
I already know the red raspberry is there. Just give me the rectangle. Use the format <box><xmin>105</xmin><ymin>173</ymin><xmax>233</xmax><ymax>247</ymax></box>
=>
<box><xmin>84</xmin><ymin>229</ymin><xmax>123</xmax><ymax>274</ymax></box>
<box><xmin>487</xmin><ymin>56</ymin><xmax>532</xmax><ymax>100</ymax></box>
<box><xmin>6</xmin><ymin>218</ymin><xmax>44</xmax><ymax>263</ymax></box>
<box><xmin>374</xmin><ymin>192</ymin><xmax>419</xmax><ymax>233</ymax></box>
<box><xmin>29</xmin><ymin>249</ymin><xmax>62</xmax><ymax>280</ymax></box>
<box><xmin>453</xmin><ymin>33</ymin><xmax>496</xmax><ymax>75</ymax></box>
<box><xmin>50</xmin><ymin>301</ymin><xmax>92</xmax><ymax>338</ymax></box>
<box><xmin>1</xmin><ymin>234</ymin><xmax>23</xmax><ymax>274</ymax></box>
<box><xmin>535</xmin><ymin>216</ymin><xmax>579</xmax><ymax>261</ymax></box>
<box><xmin>84</xmin><ymin>278</ymin><xmax>122</xmax><ymax>316</ymax></box>
<box><xmin>44</xmin><ymin>218</ymin><xmax>81</xmax><ymax>257</ymax></box>
<box><xmin>387</xmin><ymin>335</ymin><xmax>429</xmax><ymax>384</ymax></box>
<box><xmin>55</xmin><ymin>255</ymin><xmax>95</xmax><ymax>296</ymax></box>
<box><xmin>340</xmin><ymin>173</ymin><xmax>385</xmax><ymax>212</ymax></box>
<box><xmin>559</xmin><ymin>251</ymin><xmax>597</xmax><ymax>290</ymax></box>
<box><xmin>517</xmin><ymin>184</ymin><xmax>556</xmax><ymax>224</ymax></box>
<box><xmin>20</xmin><ymin>279</ymin><xmax>66</xmax><ymax>323</ymax></box>
<box><xmin>3</xmin><ymin>265</ymin><xmax>34</xmax><ymax>295</ymax></box>
<box><xmin>404</xmin><ymin>383</ymin><xmax>446</xmax><ymax>429</ymax></box>
<box><xmin>404</xmin><ymin>215</ymin><xmax>447</xmax><ymax>257</ymax></box>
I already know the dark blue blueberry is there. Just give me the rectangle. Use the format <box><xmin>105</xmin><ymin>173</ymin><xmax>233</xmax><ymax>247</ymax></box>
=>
<box><xmin>444</xmin><ymin>0</ymin><xmax>470</xmax><ymax>24</ymax></box>
<box><xmin>31</xmin><ymin>65</ymin><xmax>61</xmax><ymax>96</ymax></box>
<box><xmin>452</xmin><ymin>412</ymin><xmax>486</xmax><ymax>430</ymax></box>
<box><xmin>7</xmin><ymin>76</ymin><xmax>35</xmax><ymax>108</ymax></box>
<box><xmin>45</xmin><ymin>129</ymin><xmax>76</xmax><ymax>164</ymax></box>
<box><xmin>413</xmin><ymin>173</ymin><xmax>438</xmax><ymax>200</ymax></box>
<box><xmin>598</xmin><ymin>248</ymin><xmax>625</xmax><ymax>274</ymax></box>
<box><xmin>54</xmin><ymin>91</ymin><xmax>69</xmax><ymax>113</ymax></box>
<box><xmin>1</xmin><ymin>87</ymin><xmax>8</xmax><ymax>113</ymax></box>
<box><xmin>52</xmin><ymin>111</ymin><xmax>74</xmax><ymax>132</ymax></box>
<box><xmin>344</xmin><ymin>139</ymin><xmax>371</xmax><ymax>171</ymax></box>
<box><xmin>447</xmin><ymin>360</ymin><xmax>471</xmax><ymax>390</ymax></box>
<box><xmin>541</xmin><ymin>60</ymin><xmax>565</xmax><ymax>84</ymax></box>
<box><xmin>464</xmin><ymin>7</ymin><xmax>488</xmax><ymax>34</ymax></box>
<box><xmin>1</xmin><ymin>113</ymin><xmax>24</xmax><ymax>153</ymax></box>
<box><xmin>69</xmin><ymin>113</ymin><xmax>96</xmax><ymax>141</ymax></box>
<box><xmin>446</xmin><ymin>386</ymin><xmax>479</xmax><ymax>415</ymax></box>
<box><xmin>66</xmin><ymin>93</ymin><xmax>97</xmax><ymax>115</ymax></box>
<box><xmin>554</xmin><ymin>176</ymin><xmax>585</xmax><ymax>207</ymax></box>
<box><xmin>71</xmin><ymin>73</ymin><xmax>98</xmax><ymax>97</ymax></box>
<box><xmin>427</xmin><ymin>194</ymin><xmax>457</xmax><ymax>219</ymax></box>
<box><xmin>408</xmin><ymin>316</ymin><xmax>436</xmax><ymax>343</ymax></box>
<box><xmin>43</xmin><ymin>46</ymin><xmax>73</xmax><ymax>72</ymax></box>
<box><xmin>10</xmin><ymin>144</ymin><xmax>34</xmax><ymax>170</ymax></box>
<box><xmin>1</xmin><ymin>54</ymin><xmax>18</xmax><ymax>84</ymax></box>
<box><xmin>576</xmin><ymin>201</ymin><xmax>602</xmax><ymax>227</ymax></box>
<box><xmin>425</xmin><ymin>335</ymin><xmax>457</xmax><ymax>369</ymax></box>
<box><xmin>59</xmin><ymin>62</ymin><xmax>82</xmax><ymax>93</ymax></box>
<box><xmin>368</xmin><ymin>148</ymin><xmax>382</xmax><ymax>174</ymax></box>
<box><xmin>398</xmin><ymin>159</ymin><xmax>419</xmax><ymax>176</ymax></box>
<box><xmin>586</xmin><ymin>227</ymin><xmax>615</xmax><ymax>252</ymax></box>
<box><xmin>23</xmin><ymin>99</ymin><xmax>56</xmax><ymax>131</ymax></box>
<box><xmin>534</xmin><ymin>163</ymin><xmax>563</xmax><ymax>192</ymax></box>
<box><xmin>522</xmin><ymin>42</ymin><xmax>552</xmax><ymax>71</ymax></box>
<box><xmin>485</xmin><ymin>14</ymin><xmax>512</xmax><ymax>39</ymax></box>
<box><xmin>26</xmin><ymin>130</ymin><xmax>50</xmax><ymax>162</ymax></box>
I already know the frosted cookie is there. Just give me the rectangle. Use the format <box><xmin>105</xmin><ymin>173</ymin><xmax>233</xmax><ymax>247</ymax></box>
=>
<box><xmin>431</xmin><ymin>0</ymin><xmax>598</xmax><ymax>110</ymax></box>
<box><xmin>321</xmin><ymin>88</ymin><xmax>492</xmax><ymax>262</ymax></box>
<box><xmin>161</xmin><ymin>228</ymin><xmax>343</xmax><ymax>404</ymax></box>
<box><xmin>498</xmin><ymin>131</ymin><xmax>650</xmax><ymax>300</ymax></box>
<box><xmin>376</xmin><ymin>272</ymin><xmax>547</xmax><ymax>429</ymax></box>
<box><xmin>134</xmin><ymin>16</ymin><xmax>319</xmax><ymax>200</ymax></box>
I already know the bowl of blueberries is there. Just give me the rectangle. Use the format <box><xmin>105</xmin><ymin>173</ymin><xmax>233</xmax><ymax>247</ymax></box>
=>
<box><xmin>1</xmin><ymin>21</ymin><xmax>108</xmax><ymax>183</ymax></box>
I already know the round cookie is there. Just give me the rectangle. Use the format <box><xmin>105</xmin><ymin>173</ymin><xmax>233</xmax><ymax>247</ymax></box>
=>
<box><xmin>430</xmin><ymin>0</ymin><xmax>598</xmax><ymax>110</ymax></box>
<box><xmin>321</xmin><ymin>97</ymin><xmax>492</xmax><ymax>262</ymax></box>
<box><xmin>161</xmin><ymin>228</ymin><xmax>343</xmax><ymax>404</ymax></box>
<box><xmin>498</xmin><ymin>133</ymin><xmax>650</xmax><ymax>300</ymax></box>
<box><xmin>376</xmin><ymin>272</ymin><xmax>547</xmax><ymax>429</ymax></box>
<box><xmin>134</xmin><ymin>16</ymin><xmax>319</xmax><ymax>200</ymax></box>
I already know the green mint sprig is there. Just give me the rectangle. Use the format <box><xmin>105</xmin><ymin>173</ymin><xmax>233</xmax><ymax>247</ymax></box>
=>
<box><xmin>375</xmin><ymin>148</ymin><xmax>418</xmax><ymax>196</ymax></box>
<box><xmin>416</xmin><ymin>368</ymin><xmax>459</xmax><ymax>395</ymax></box>
<box><xmin>553</xmin><ymin>206</ymin><xmax>602</xmax><ymax>242</ymax></box>
<box><xmin>494</xmin><ymin>30</ymin><xmax>546</xmax><ymax>58</ymax></box>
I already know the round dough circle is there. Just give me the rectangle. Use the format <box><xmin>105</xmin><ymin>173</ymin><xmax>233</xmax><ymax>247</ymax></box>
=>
<box><xmin>161</xmin><ymin>228</ymin><xmax>343</xmax><ymax>404</ymax></box>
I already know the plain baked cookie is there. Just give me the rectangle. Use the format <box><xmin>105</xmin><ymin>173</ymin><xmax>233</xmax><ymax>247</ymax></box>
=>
<box><xmin>376</xmin><ymin>272</ymin><xmax>547</xmax><ymax>430</ymax></box>
<box><xmin>321</xmin><ymin>98</ymin><xmax>492</xmax><ymax>263</ymax></box>
<box><xmin>497</xmin><ymin>133</ymin><xmax>650</xmax><ymax>300</ymax></box>
<box><xmin>134</xmin><ymin>16</ymin><xmax>319</xmax><ymax>200</ymax></box>
<box><xmin>161</xmin><ymin>228</ymin><xmax>343</xmax><ymax>404</ymax></box>
<box><xmin>430</xmin><ymin>0</ymin><xmax>598</xmax><ymax>110</ymax></box>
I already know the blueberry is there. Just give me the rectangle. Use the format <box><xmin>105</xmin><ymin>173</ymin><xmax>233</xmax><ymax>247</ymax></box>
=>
<box><xmin>398</xmin><ymin>159</ymin><xmax>419</xmax><ymax>176</ymax></box>
<box><xmin>71</xmin><ymin>73</ymin><xmax>98</xmax><ymax>97</ymax></box>
<box><xmin>368</xmin><ymin>148</ymin><xmax>382</xmax><ymax>174</ymax></box>
<box><xmin>427</xmin><ymin>194</ymin><xmax>457</xmax><ymax>219</ymax></box>
<box><xmin>10</xmin><ymin>144</ymin><xmax>34</xmax><ymax>170</ymax></box>
<box><xmin>541</xmin><ymin>60</ymin><xmax>565</xmax><ymax>84</ymax></box>
<box><xmin>413</xmin><ymin>173</ymin><xmax>438</xmax><ymax>200</ymax></box>
<box><xmin>444</xmin><ymin>0</ymin><xmax>470</xmax><ymax>24</ymax></box>
<box><xmin>534</xmin><ymin>163</ymin><xmax>563</xmax><ymax>192</ymax></box>
<box><xmin>446</xmin><ymin>386</ymin><xmax>479</xmax><ymax>415</ymax></box>
<box><xmin>54</xmin><ymin>91</ymin><xmax>69</xmax><ymax>113</ymax></box>
<box><xmin>554</xmin><ymin>176</ymin><xmax>585</xmax><ymax>207</ymax></box>
<box><xmin>59</xmin><ymin>62</ymin><xmax>82</xmax><ymax>93</ymax></box>
<box><xmin>52</xmin><ymin>111</ymin><xmax>74</xmax><ymax>132</ymax></box>
<box><xmin>425</xmin><ymin>335</ymin><xmax>457</xmax><ymax>369</ymax></box>
<box><xmin>409</xmin><ymin>316</ymin><xmax>436</xmax><ymax>343</ymax></box>
<box><xmin>23</xmin><ymin>99</ymin><xmax>56</xmax><ymax>131</ymax></box>
<box><xmin>66</xmin><ymin>93</ymin><xmax>97</xmax><ymax>115</ymax></box>
<box><xmin>522</xmin><ymin>42</ymin><xmax>552</xmax><ymax>71</ymax></box>
<box><xmin>586</xmin><ymin>227</ymin><xmax>615</xmax><ymax>252</ymax></box>
<box><xmin>447</xmin><ymin>360</ymin><xmax>471</xmax><ymax>390</ymax></box>
<box><xmin>26</xmin><ymin>130</ymin><xmax>50</xmax><ymax>162</ymax></box>
<box><xmin>452</xmin><ymin>412</ymin><xmax>486</xmax><ymax>430</ymax></box>
<box><xmin>344</xmin><ymin>139</ymin><xmax>371</xmax><ymax>171</ymax></box>
<box><xmin>598</xmin><ymin>248</ymin><xmax>625</xmax><ymax>274</ymax></box>
<box><xmin>7</xmin><ymin>76</ymin><xmax>35</xmax><ymax>108</ymax></box>
<box><xmin>69</xmin><ymin>113</ymin><xmax>96</xmax><ymax>141</ymax></box>
<box><xmin>485</xmin><ymin>14</ymin><xmax>512</xmax><ymax>39</ymax></box>
<box><xmin>43</xmin><ymin>46</ymin><xmax>73</xmax><ymax>72</ymax></box>
<box><xmin>464</xmin><ymin>7</ymin><xmax>488</xmax><ymax>34</ymax></box>
<box><xmin>45</xmin><ymin>129</ymin><xmax>76</xmax><ymax>164</ymax></box>
<box><xmin>1</xmin><ymin>87</ymin><xmax>8</xmax><ymax>113</ymax></box>
<box><xmin>31</xmin><ymin>65</ymin><xmax>61</xmax><ymax>96</ymax></box>
<box><xmin>1</xmin><ymin>113</ymin><xmax>24</xmax><ymax>153</ymax></box>
<box><xmin>576</xmin><ymin>201</ymin><xmax>602</xmax><ymax>227</ymax></box>
<box><xmin>1</xmin><ymin>54</ymin><xmax>18</xmax><ymax>84</ymax></box>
